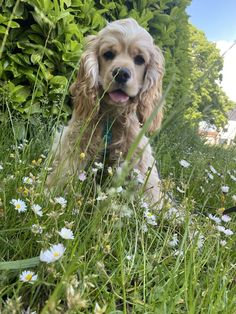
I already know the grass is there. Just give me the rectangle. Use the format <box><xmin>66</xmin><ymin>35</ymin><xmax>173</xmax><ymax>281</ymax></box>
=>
<box><xmin>0</xmin><ymin>117</ymin><xmax>236</xmax><ymax>314</ymax></box>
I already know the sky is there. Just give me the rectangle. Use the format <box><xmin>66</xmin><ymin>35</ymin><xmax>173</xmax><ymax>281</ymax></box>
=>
<box><xmin>187</xmin><ymin>0</ymin><xmax>236</xmax><ymax>102</ymax></box>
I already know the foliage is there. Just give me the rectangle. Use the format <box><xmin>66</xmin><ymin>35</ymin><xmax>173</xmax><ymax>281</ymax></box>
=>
<box><xmin>185</xmin><ymin>25</ymin><xmax>235</xmax><ymax>127</ymax></box>
<box><xmin>0</xmin><ymin>122</ymin><xmax>236</xmax><ymax>313</ymax></box>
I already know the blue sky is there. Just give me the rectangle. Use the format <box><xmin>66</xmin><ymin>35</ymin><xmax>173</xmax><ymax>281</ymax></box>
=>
<box><xmin>187</xmin><ymin>0</ymin><xmax>236</xmax><ymax>102</ymax></box>
<box><xmin>187</xmin><ymin>0</ymin><xmax>236</xmax><ymax>41</ymax></box>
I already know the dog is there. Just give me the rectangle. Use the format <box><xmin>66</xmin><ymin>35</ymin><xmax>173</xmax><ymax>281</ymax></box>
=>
<box><xmin>46</xmin><ymin>18</ymin><xmax>165</xmax><ymax>204</ymax></box>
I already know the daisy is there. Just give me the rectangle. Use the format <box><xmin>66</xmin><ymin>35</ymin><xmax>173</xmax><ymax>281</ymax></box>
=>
<box><xmin>20</xmin><ymin>270</ymin><xmax>38</xmax><ymax>284</ymax></box>
<box><xmin>209</xmin><ymin>165</ymin><xmax>217</xmax><ymax>174</ymax></box>
<box><xmin>54</xmin><ymin>196</ymin><xmax>67</xmax><ymax>208</ymax></box>
<box><xmin>220</xmin><ymin>240</ymin><xmax>227</xmax><ymax>246</ymax></box>
<box><xmin>32</xmin><ymin>204</ymin><xmax>43</xmax><ymax>217</ymax></box>
<box><xmin>78</xmin><ymin>172</ymin><xmax>87</xmax><ymax>182</ymax></box>
<box><xmin>23</xmin><ymin>176</ymin><xmax>33</xmax><ymax>185</ymax></box>
<box><xmin>208</xmin><ymin>214</ymin><xmax>221</xmax><ymax>224</ymax></box>
<box><xmin>221</xmin><ymin>215</ymin><xmax>231</xmax><ymax>223</ymax></box>
<box><xmin>10</xmin><ymin>199</ymin><xmax>27</xmax><ymax>213</ymax></box>
<box><xmin>96</xmin><ymin>193</ymin><xmax>107</xmax><ymax>201</ymax></box>
<box><xmin>221</xmin><ymin>186</ymin><xmax>229</xmax><ymax>193</ymax></box>
<box><xmin>169</xmin><ymin>234</ymin><xmax>179</xmax><ymax>247</ymax></box>
<box><xmin>40</xmin><ymin>243</ymin><xmax>65</xmax><ymax>263</ymax></box>
<box><xmin>179</xmin><ymin>159</ymin><xmax>190</xmax><ymax>168</ymax></box>
<box><xmin>58</xmin><ymin>227</ymin><xmax>74</xmax><ymax>240</ymax></box>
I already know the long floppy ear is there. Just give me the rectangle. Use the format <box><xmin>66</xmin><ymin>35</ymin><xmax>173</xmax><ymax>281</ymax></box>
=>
<box><xmin>70</xmin><ymin>35</ymin><xmax>99</xmax><ymax>120</ymax></box>
<box><xmin>138</xmin><ymin>45</ymin><xmax>165</xmax><ymax>133</ymax></box>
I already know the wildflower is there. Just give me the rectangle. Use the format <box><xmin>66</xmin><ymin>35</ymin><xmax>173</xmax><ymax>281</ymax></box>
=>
<box><xmin>208</xmin><ymin>214</ymin><xmax>221</xmax><ymax>224</ymax></box>
<box><xmin>79</xmin><ymin>152</ymin><xmax>86</xmax><ymax>160</ymax></box>
<box><xmin>144</xmin><ymin>210</ymin><xmax>157</xmax><ymax>226</ymax></box>
<box><xmin>58</xmin><ymin>227</ymin><xmax>74</xmax><ymax>240</ymax></box>
<box><xmin>54</xmin><ymin>196</ymin><xmax>67</xmax><ymax>208</ymax></box>
<box><xmin>179</xmin><ymin>159</ymin><xmax>190</xmax><ymax>168</ymax></box>
<box><xmin>221</xmin><ymin>185</ymin><xmax>229</xmax><ymax>194</ymax></box>
<box><xmin>174</xmin><ymin>249</ymin><xmax>184</xmax><ymax>257</ymax></box>
<box><xmin>116</xmin><ymin>186</ymin><xmax>123</xmax><ymax>193</ymax></box>
<box><xmin>32</xmin><ymin>204</ymin><xmax>43</xmax><ymax>217</ymax></box>
<box><xmin>169</xmin><ymin>234</ymin><xmax>179</xmax><ymax>247</ymax></box>
<box><xmin>209</xmin><ymin>165</ymin><xmax>217</xmax><ymax>174</ymax></box>
<box><xmin>31</xmin><ymin>224</ymin><xmax>43</xmax><ymax>234</ymax></box>
<box><xmin>221</xmin><ymin>215</ymin><xmax>231</xmax><ymax>223</ymax></box>
<box><xmin>96</xmin><ymin>193</ymin><xmax>107</xmax><ymax>201</ymax></box>
<box><xmin>140</xmin><ymin>200</ymin><xmax>149</xmax><ymax>209</ymax></box>
<box><xmin>206</xmin><ymin>172</ymin><xmax>214</xmax><ymax>180</ymax></box>
<box><xmin>20</xmin><ymin>270</ymin><xmax>37</xmax><ymax>284</ymax></box>
<box><xmin>10</xmin><ymin>199</ymin><xmax>27</xmax><ymax>213</ymax></box>
<box><xmin>23</xmin><ymin>176</ymin><xmax>33</xmax><ymax>185</ymax></box>
<box><xmin>216</xmin><ymin>225</ymin><xmax>234</xmax><ymax>236</ymax></box>
<box><xmin>40</xmin><ymin>243</ymin><xmax>65</xmax><ymax>263</ymax></box>
<box><xmin>220</xmin><ymin>240</ymin><xmax>227</xmax><ymax>246</ymax></box>
<box><xmin>78</xmin><ymin>172</ymin><xmax>87</xmax><ymax>182</ymax></box>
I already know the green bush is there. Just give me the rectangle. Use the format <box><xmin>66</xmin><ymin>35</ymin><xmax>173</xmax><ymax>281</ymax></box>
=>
<box><xmin>0</xmin><ymin>0</ymin><xmax>191</xmax><ymax>130</ymax></box>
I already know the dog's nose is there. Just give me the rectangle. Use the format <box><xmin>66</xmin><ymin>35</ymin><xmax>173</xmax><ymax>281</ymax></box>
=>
<box><xmin>112</xmin><ymin>67</ymin><xmax>131</xmax><ymax>84</ymax></box>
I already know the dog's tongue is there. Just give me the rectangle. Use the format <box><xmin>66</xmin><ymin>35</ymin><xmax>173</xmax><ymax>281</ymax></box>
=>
<box><xmin>109</xmin><ymin>90</ymin><xmax>129</xmax><ymax>103</ymax></box>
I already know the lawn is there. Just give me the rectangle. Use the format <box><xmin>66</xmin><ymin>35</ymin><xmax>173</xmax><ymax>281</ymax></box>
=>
<box><xmin>0</xmin><ymin>119</ymin><xmax>235</xmax><ymax>314</ymax></box>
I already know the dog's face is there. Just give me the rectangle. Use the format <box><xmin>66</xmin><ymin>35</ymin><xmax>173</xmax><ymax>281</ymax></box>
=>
<box><xmin>72</xmin><ymin>18</ymin><xmax>165</xmax><ymax>132</ymax></box>
<box><xmin>98</xmin><ymin>32</ymin><xmax>151</xmax><ymax>105</ymax></box>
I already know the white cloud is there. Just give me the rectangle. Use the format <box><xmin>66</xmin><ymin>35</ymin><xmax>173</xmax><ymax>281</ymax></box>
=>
<box><xmin>216</xmin><ymin>41</ymin><xmax>236</xmax><ymax>102</ymax></box>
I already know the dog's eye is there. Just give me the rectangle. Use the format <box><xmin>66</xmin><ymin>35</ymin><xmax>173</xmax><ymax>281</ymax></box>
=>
<box><xmin>134</xmin><ymin>55</ymin><xmax>145</xmax><ymax>65</ymax></box>
<box><xmin>103</xmin><ymin>51</ymin><xmax>115</xmax><ymax>60</ymax></box>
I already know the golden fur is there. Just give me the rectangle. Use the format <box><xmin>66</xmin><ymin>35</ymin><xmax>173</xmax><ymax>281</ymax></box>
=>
<box><xmin>47</xmin><ymin>18</ymin><xmax>165</xmax><ymax>203</ymax></box>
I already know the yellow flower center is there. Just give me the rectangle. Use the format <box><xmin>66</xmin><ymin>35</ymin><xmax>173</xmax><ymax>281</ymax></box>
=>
<box><xmin>16</xmin><ymin>204</ymin><xmax>21</xmax><ymax>209</ymax></box>
<box><xmin>25</xmin><ymin>273</ymin><xmax>33</xmax><ymax>281</ymax></box>
<box><xmin>53</xmin><ymin>252</ymin><xmax>60</xmax><ymax>257</ymax></box>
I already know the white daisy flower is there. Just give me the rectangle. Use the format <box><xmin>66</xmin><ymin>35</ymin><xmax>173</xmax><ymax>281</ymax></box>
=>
<box><xmin>208</xmin><ymin>214</ymin><xmax>221</xmax><ymax>224</ymax></box>
<box><xmin>221</xmin><ymin>186</ymin><xmax>229</xmax><ymax>193</ymax></box>
<box><xmin>32</xmin><ymin>204</ymin><xmax>43</xmax><ymax>217</ymax></box>
<box><xmin>96</xmin><ymin>193</ymin><xmax>107</xmax><ymax>201</ymax></box>
<box><xmin>223</xmin><ymin>228</ymin><xmax>234</xmax><ymax>236</ymax></box>
<box><xmin>169</xmin><ymin>234</ymin><xmax>179</xmax><ymax>247</ymax></box>
<box><xmin>230</xmin><ymin>174</ymin><xmax>236</xmax><ymax>182</ymax></box>
<box><xmin>206</xmin><ymin>172</ymin><xmax>214</xmax><ymax>180</ymax></box>
<box><xmin>116</xmin><ymin>186</ymin><xmax>123</xmax><ymax>193</ymax></box>
<box><xmin>220</xmin><ymin>240</ymin><xmax>227</xmax><ymax>246</ymax></box>
<box><xmin>209</xmin><ymin>165</ymin><xmax>217</xmax><ymax>174</ymax></box>
<box><xmin>179</xmin><ymin>159</ymin><xmax>190</xmax><ymax>168</ymax></box>
<box><xmin>144</xmin><ymin>210</ymin><xmax>157</xmax><ymax>226</ymax></box>
<box><xmin>40</xmin><ymin>243</ymin><xmax>65</xmax><ymax>263</ymax></box>
<box><xmin>10</xmin><ymin>199</ymin><xmax>27</xmax><ymax>213</ymax></box>
<box><xmin>78</xmin><ymin>172</ymin><xmax>87</xmax><ymax>182</ymax></box>
<box><xmin>23</xmin><ymin>176</ymin><xmax>33</xmax><ymax>185</ymax></box>
<box><xmin>20</xmin><ymin>270</ymin><xmax>38</xmax><ymax>283</ymax></box>
<box><xmin>58</xmin><ymin>227</ymin><xmax>74</xmax><ymax>240</ymax></box>
<box><xmin>221</xmin><ymin>215</ymin><xmax>231</xmax><ymax>223</ymax></box>
<box><xmin>54</xmin><ymin>197</ymin><xmax>67</xmax><ymax>208</ymax></box>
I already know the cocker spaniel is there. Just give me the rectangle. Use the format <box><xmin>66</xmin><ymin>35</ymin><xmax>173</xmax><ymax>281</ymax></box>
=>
<box><xmin>47</xmin><ymin>18</ymin><xmax>165</xmax><ymax>204</ymax></box>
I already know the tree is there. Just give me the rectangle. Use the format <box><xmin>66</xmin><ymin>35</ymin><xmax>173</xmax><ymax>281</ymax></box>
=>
<box><xmin>185</xmin><ymin>25</ymin><xmax>235</xmax><ymax>127</ymax></box>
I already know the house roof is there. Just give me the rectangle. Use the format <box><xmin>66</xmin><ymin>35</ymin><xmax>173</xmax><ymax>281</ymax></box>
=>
<box><xmin>228</xmin><ymin>108</ymin><xmax>236</xmax><ymax>121</ymax></box>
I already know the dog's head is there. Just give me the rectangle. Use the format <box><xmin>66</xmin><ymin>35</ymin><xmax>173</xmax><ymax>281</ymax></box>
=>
<box><xmin>70</xmin><ymin>18</ymin><xmax>164</xmax><ymax>132</ymax></box>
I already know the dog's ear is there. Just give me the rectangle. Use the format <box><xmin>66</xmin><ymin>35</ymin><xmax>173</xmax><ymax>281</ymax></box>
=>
<box><xmin>70</xmin><ymin>35</ymin><xmax>99</xmax><ymax>119</ymax></box>
<box><xmin>138</xmin><ymin>46</ymin><xmax>164</xmax><ymax>133</ymax></box>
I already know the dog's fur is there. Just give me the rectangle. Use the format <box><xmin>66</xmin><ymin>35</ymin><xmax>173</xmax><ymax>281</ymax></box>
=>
<box><xmin>46</xmin><ymin>18</ymin><xmax>165</xmax><ymax>203</ymax></box>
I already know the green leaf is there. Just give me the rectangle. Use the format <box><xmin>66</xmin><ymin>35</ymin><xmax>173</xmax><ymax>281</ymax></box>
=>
<box><xmin>50</xmin><ymin>75</ymin><xmax>68</xmax><ymax>86</ymax></box>
<box><xmin>0</xmin><ymin>257</ymin><xmax>40</xmax><ymax>270</ymax></box>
